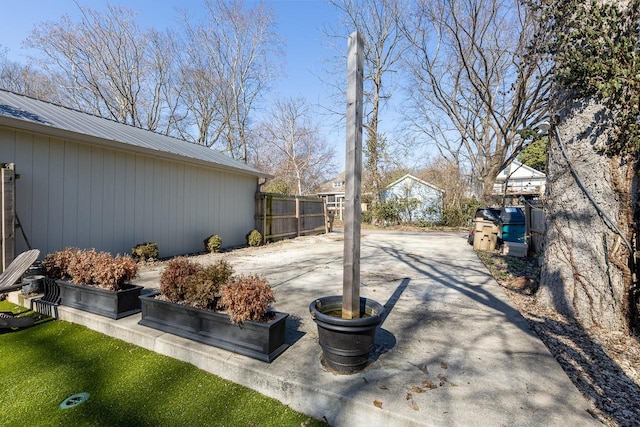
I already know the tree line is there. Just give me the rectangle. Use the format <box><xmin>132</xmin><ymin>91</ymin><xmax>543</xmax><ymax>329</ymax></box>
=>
<box><xmin>2</xmin><ymin>0</ymin><xmax>550</xmax><ymax>206</ymax></box>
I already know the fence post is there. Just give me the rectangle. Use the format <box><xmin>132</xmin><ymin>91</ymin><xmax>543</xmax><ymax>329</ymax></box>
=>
<box><xmin>296</xmin><ymin>196</ymin><xmax>301</xmax><ymax>237</ymax></box>
<box><xmin>1</xmin><ymin>163</ymin><xmax>16</xmax><ymax>271</ymax></box>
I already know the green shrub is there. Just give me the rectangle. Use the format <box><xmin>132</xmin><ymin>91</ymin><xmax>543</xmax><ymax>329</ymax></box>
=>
<box><xmin>204</xmin><ymin>234</ymin><xmax>222</xmax><ymax>253</ymax></box>
<box><xmin>220</xmin><ymin>275</ymin><xmax>275</xmax><ymax>324</ymax></box>
<box><xmin>372</xmin><ymin>199</ymin><xmax>402</xmax><ymax>224</ymax></box>
<box><xmin>246</xmin><ymin>229</ymin><xmax>262</xmax><ymax>247</ymax></box>
<box><xmin>183</xmin><ymin>260</ymin><xmax>234</xmax><ymax>310</ymax></box>
<box><xmin>131</xmin><ymin>242</ymin><xmax>159</xmax><ymax>261</ymax></box>
<box><xmin>159</xmin><ymin>257</ymin><xmax>200</xmax><ymax>303</ymax></box>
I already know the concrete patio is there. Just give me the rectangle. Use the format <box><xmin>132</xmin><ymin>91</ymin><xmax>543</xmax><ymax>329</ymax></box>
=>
<box><xmin>9</xmin><ymin>230</ymin><xmax>600</xmax><ymax>426</ymax></box>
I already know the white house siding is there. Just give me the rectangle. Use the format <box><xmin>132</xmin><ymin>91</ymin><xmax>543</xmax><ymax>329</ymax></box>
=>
<box><xmin>1</xmin><ymin>127</ymin><xmax>257</xmax><ymax>258</ymax></box>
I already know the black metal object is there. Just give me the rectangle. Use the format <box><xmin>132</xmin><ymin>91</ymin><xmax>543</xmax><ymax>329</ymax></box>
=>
<box><xmin>21</xmin><ymin>275</ymin><xmax>44</xmax><ymax>295</ymax></box>
<box><xmin>309</xmin><ymin>296</ymin><xmax>384</xmax><ymax>374</ymax></box>
<box><xmin>474</xmin><ymin>208</ymin><xmax>501</xmax><ymax>223</ymax></box>
<box><xmin>56</xmin><ymin>280</ymin><xmax>143</xmax><ymax>319</ymax></box>
<box><xmin>138</xmin><ymin>293</ymin><xmax>289</xmax><ymax>362</ymax></box>
<box><xmin>31</xmin><ymin>277</ymin><xmax>60</xmax><ymax>319</ymax></box>
<box><xmin>0</xmin><ymin>311</ymin><xmax>35</xmax><ymax>328</ymax></box>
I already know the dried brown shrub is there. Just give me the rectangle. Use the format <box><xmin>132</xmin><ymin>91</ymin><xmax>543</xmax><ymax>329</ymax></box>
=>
<box><xmin>42</xmin><ymin>247</ymin><xmax>79</xmax><ymax>279</ymax></box>
<box><xmin>159</xmin><ymin>257</ymin><xmax>200</xmax><ymax>303</ymax></box>
<box><xmin>93</xmin><ymin>254</ymin><xmax>139</xmax><ymax>291</ymax></box>
<box><xmin>45</xmin><ymin>249</ymin><xmax>139</xmax><ymax>290</ymax></box>
<box><xmin>220</xmin><ymin>274</ymin><xmax>275</xmax><ymax>324</ymax></box>
<box><xmin>183</xmin><ymin>260</ymin><xmax>234</xmax><ymax>310</ymax></box>
<box><xmin>66</xmin><ymin>249</ymin><xmax>101</xmax><ymax>285</ymax></box>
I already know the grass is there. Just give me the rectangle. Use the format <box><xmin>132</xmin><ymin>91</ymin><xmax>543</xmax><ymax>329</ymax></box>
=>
<box><xmin>0</xmin><ymin>301</ymin><xmax>326</xmax><ymax>427</ymax></box>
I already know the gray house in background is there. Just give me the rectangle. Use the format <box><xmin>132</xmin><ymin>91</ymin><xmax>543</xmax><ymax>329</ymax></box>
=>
<box><xmin>0</xmin><ymin>90</ymin><xmax>268</xmax><ymax>259</ymax></box>
<box><xmin>382</xmin><ymin>174</ymin><xmax>445</xmax><ymax>223</ymax></box>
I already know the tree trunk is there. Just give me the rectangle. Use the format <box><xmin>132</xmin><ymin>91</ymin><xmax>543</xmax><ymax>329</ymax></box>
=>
<box><xmin>538</xmin><ymin>92</ymin><xmax>636</xmax><ymax>333</ymax></box>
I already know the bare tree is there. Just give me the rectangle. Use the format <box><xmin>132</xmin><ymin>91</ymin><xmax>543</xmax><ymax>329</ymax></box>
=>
<box><xmin>255</xmin><ymin>97</ymin><xmax>337</xmax><ymax>195</ymax></box>
<box><xmin>0</xmin><ymin>48</ymin><xmax>60</xmax><ymax>102</ymax></box>
<box><xmin>25</xmin><ymin>4</ymin><xmax>177</xmax><ymax>132</ymax></box>
<box><xmin>402</xmin><ymin>0</ymin><xmax>550</xmax><ymax>202</ymax></box>
<box><xmin>326</xmin><ymin>0</ymin><xmax>406</xmax><ymax>204</ymax></box>
<box><xmin>419</xmin><ymin>157</ymin><xmax>470</xmax><ymax>226</ymax></box>
<box><xmin>181</xmin><ymin>0</ymin><xmax>283</xmax><ymax>161</ymax></box>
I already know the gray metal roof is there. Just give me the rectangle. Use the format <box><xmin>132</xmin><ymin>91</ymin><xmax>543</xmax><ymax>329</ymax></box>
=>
<box><xmin>0</xmin><ymin>90</ymin><xmax>268</xmax><ymax>178</ymax></box>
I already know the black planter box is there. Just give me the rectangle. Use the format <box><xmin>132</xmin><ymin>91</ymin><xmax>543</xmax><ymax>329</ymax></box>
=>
<box><xmin>57</xmin><ymin>279</ymin><xmax>143</xmax><ymax>319</ymax></box>
<box><xmin>138</xmin><ymin>293</ymin><xmax>289</xmax><ymax>362</ymax></box>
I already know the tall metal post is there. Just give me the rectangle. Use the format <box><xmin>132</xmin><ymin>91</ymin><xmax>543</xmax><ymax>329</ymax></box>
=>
<box><xmin>342</xmin><ymin>31</ymin><xmax>364</xmax><ymax>319</ymax></box>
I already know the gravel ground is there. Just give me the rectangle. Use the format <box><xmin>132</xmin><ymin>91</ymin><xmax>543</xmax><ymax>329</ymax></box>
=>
<box><xmin>477</xmin><ymin>251</ymin><xmax>640</xmax><ymax>427</ymax></box>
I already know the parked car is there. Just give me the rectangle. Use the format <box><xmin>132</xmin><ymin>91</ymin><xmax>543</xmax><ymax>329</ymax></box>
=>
<box><xmin>467</xmin><ymin>208</ymin><xmax>501</xmax><ymax>245</ymax></box>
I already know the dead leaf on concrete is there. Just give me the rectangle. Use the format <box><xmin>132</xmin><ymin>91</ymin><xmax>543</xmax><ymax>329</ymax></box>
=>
<box><xmin>422</xmin><ymin>380</ymin><xmax>438</xmax><ymax>390</ymax></box>
<box><xmin>440</xmin><ymin>361</ymin><xmax>448</xmax><ymax>369</ymax></box>
<box><xmin>416</xmin><ymin>363</ymin><xmax>429</xmax><ymax>374</ymax></box>
<box><xmin>406</xmin><ymin>393</ymin><xmax>413</xmax><ymax>400</ymax></box>
<box><xmin>437</xmin><ymin>374</ymin><xmax>448</xmax><ymax>386</ymax></box>
<box><xmin>374</xmin><ymin>399</ymin><xmax>383</xmax><ymax>409</ymax></box>
<box><xmin>409</xmin><ymin>385</ymin><xmax>426</xmax><ymax>393</ymax></box>
<box><xmin>409</xmin><ymin>399</ymin><xmax>419</xmax><ymax>411</ymax></box>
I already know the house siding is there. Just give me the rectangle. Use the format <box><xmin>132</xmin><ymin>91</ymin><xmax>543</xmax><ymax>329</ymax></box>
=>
<box><xmin>1</xmin><ymin>127</ymin><xmax>257</xmax><ymax>258</ymax></box>
<box><xmin>383</xmin><ymin>175</ymin><xmax>444</xmax><ymax>223</ymax></box>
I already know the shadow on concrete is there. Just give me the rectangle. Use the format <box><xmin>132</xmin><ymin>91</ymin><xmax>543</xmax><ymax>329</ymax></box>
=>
<box><xmin>285</xmin><ymin>314</ymin><xmax>306</xmax><ymax>346</ymax></box>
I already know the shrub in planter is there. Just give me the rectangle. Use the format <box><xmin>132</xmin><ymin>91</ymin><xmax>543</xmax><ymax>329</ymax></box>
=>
<box><xmin>246</xmin><ymin>229</ymin><xmax>262</xmax><ymax>247</ymax></box>
<box><xmin>140</xmin><ymin>258</ymin><xmax>287</xmax><ymax>362</ymax></box>
<box><xmin>183</xmin><ymin>261</ymin><xmax>234</xmax><ymax>310</ymax></box>
<box><xmin>204</xmin><ymin>234</ymin><xmax>222</xmax><ymax>253</ymax></box>
<box><xmin>93</xmin><ymin>254</ymin><xmax>139</xmax><ymax>291</ymax></box>
<box><xmin>42</xmin><ymin>248</ymin><xmax>142</xmax><ymax>319</ymax></box>
<box><xmin>66</xmin><ymin>249</ymin><xmax>101</xmax><ymax>285</ymax></box>
<box><xmin>159</xmin><ymin>257</ymin><xmax>200</xmax><ymax>303</ymax></box>
<box><xmin>131</xmin><ymin>242</ymin><xmax>159</xmax><ymax>261</ymax></box>
<box><xmin>220</xmin><ymin>274</ymin><xmax>275</xmax><ymax>324</ymax></box>
<box><xmin>42</xmin><ymin>247</ymin><xmax>79</xmax><ymax>280</ymax></box>
<box><xmin>43</xmin><ymin>248</ymin><xmax>138</xmax><ymax>290</ymax></box>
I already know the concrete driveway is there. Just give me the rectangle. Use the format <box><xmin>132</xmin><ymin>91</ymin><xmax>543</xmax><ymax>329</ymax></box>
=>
<box><xmin>26</xmin><ymin>229</ymin><xmax>598</xmax><ymax>426</ymax></box>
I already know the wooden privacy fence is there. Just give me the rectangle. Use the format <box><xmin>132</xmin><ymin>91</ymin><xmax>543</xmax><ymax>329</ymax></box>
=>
<box><xmin>255</xmin><ymin>193</ymin><xmax>327</xmax><ymax>243</ymax></box>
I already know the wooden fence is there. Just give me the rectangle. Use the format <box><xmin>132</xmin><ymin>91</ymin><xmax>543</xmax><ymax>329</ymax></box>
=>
<box><xmin>255</xmin><ymin>193</ymin><xmax>327</xmax><ymax>243</ymax></box>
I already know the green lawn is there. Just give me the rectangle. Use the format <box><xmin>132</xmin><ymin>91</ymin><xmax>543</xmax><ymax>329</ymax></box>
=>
<box><xmin>0</xmin><ymin>301</ymin><xmax>326</xmax><ymax>427</ymax></box>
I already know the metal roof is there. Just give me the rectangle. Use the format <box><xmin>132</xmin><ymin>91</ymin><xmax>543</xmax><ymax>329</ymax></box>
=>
<box><xmin>0</xmin><ymin>90</ymin><xmax>268</xmax><ymax>178</ymax></box>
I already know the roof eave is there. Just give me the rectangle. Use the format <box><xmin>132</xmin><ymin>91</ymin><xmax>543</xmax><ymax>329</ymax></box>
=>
<box><xmin>0</xmin><ymin>115</ymin><xmax>271</xmax><ymax>179</ymax></box>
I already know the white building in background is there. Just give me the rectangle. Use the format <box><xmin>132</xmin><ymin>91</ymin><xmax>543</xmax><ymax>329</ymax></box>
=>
<box><xmin>492</xmin><ymin>160</ymin><xmax>546</xmax><ymax>198</ymax></box>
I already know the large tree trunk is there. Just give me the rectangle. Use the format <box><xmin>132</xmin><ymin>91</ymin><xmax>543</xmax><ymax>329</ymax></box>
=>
<box><xmin>538</xmin><ymin>93</ymin><xmax>636</xmax><ymax>333</ymax></box>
